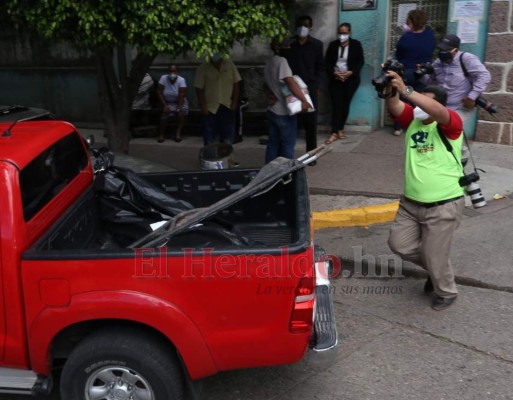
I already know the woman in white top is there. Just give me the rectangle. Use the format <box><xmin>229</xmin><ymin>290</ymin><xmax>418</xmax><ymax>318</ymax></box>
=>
<box><xmin>324</xmin><ymin>23</ymin><xmax>364</xmax><ymax>144</ymax></box>
<box><xmin>157</xmin><ymin>65</ymin><xmax>189</xmax><ymax>143</ymax></box>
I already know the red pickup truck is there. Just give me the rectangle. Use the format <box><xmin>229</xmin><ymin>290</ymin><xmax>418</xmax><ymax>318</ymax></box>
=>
<box><xmin>0</xmin><ymin>120</ymin><xmax>337</xmax><ymax>399</ymax></box>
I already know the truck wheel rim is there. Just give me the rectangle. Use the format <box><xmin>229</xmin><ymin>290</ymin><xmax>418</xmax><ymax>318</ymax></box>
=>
<box><xmin>85</xmin><ymin>366</ymin><xmax>155</xmax><ymax>400</ymax></box>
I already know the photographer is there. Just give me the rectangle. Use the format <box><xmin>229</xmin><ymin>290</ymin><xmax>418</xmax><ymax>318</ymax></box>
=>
<box><xmin>422</xmin><ymin>35</ymin><xmax>491</xmax><ymax>139</ymax></box>
<box><xmin>385</xmin><ymin>71</ymin><xmax>465</xmax><ymax>311</ymax></box>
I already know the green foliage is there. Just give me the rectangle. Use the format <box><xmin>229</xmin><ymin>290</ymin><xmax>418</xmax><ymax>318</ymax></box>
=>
<box><xmin>4</xmin><ymin>0</ymin><xmax>293</xmax><ymax>152</ymax></box>
<box><xmin>5</xmin><ymin>0</ymin><xmax>289</xmax><ymax>58</ymax></box>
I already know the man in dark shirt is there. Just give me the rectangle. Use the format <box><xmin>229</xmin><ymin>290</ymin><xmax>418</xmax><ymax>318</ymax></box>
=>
<box><xmin>285</xmin><ymin>15</ymin><xmax>324</xmax><ymax>162</ymax></box>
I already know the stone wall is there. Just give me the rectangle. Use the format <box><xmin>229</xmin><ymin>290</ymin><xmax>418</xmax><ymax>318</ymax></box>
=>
<box><xmin>476</xmin><ymin>0</ymin><xmax>513</xmax><ymax>145</ymax></box>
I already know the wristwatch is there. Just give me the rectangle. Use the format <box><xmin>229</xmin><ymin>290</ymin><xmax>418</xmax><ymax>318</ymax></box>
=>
<box><xmin>403</xmin><ymin>86</ymin><xmax>414</xmax><ymax>98</ymax></box>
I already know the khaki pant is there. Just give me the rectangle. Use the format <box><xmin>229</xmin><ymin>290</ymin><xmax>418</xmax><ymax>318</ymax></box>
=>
<box><xmin>388</xmin><ymin>196</ymin><xmax>465</xmax><ymax>298</ymax></box>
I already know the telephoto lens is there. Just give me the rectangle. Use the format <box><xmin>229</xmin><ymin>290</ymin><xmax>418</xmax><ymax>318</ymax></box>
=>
<box><xmin>466</xmin><ymin>182</ymin><xmax>487</xmax><ymax>208</ymax></box>
<box><xmin>475</xmin><ymin>97</ymin><xmax>498</xmax><ymax>114</ymax></box>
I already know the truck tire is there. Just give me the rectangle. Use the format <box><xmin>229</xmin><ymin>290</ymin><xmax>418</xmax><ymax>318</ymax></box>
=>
<box><xmin>60</xmin><ymin>327</ymin><xmax>184</xmax><ymax>400</ymax></box>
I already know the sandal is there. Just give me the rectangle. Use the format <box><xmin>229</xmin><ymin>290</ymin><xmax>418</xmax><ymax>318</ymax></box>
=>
<box><xmin>336</xmin><ymin>130</ymin><xmax>346</xmax><ymax>139</ymax></box>
<box><xmin>324</xmin><ymin>133</ymin><xmax>339</xmax><ymax>145</ymax></box>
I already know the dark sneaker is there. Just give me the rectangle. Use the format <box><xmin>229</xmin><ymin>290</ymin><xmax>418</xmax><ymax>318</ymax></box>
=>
<box><xmin>431</xmin><ymin>296</ymin><xmax>457</xmax><ymax>311</ymax></box>
<box><xmin>424</xmin><ymin>277</ymin><xmax>434</xmax><ymax>293</ymax></box>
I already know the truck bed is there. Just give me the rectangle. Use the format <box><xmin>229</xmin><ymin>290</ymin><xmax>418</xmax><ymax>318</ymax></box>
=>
<box><xmin>25</xmin><ymin>168</ymin><xmax>311</xmax><ymax>257</ymax></box>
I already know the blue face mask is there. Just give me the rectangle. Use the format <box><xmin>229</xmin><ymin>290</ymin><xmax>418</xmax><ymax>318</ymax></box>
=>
<box><xmin>211</xmin><ymin>52</ymin><xmax>222</xmax><ymax>62</ymax></box>
<box><xmin>439</xmin><ymin>51</ymin><xmax>453</xmax><ymax>63</ymax></box>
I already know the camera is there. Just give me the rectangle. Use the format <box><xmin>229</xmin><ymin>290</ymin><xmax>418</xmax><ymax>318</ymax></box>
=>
<box><xmin>459</xmin><ymin>172</ymin><xmax>486</xmax><ymax>208</ymax></box>
<box><xmin>372</xmin><ymin>59</ymin><xmax>404</xmax><ymax>98</ymax></box>
<box><xmin>414</xmin><ymin>62</ymin><xmax>434</xmax><ymax>79</ymax></box>
<box><xmin>459</xmin><ymin>171</ymin><xmax>479</xmax><ymax>187</ymax></box>
<box><xmin>475</xmin><ymin>96</ymin><xmax>498</xmax><ymax>114</ymax></box>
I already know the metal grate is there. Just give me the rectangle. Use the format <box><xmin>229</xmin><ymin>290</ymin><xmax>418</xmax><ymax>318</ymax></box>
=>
<box><xmin>388</xmin><ymin>0</ymin><xmax>449</xmax><ymax>58</ymax></box>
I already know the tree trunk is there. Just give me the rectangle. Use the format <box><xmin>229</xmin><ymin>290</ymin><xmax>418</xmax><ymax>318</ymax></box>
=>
<box><xmin>95</xmin><ymin>48</ymin><xmax>155</xmax><ymax>154</ymax></box>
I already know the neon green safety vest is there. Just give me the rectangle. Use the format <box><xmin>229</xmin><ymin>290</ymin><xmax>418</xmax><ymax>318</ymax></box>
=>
<box><xmin>403</xmin><ymin>119</ymin><xmax>464</xmax><ymax>203</ymax></box>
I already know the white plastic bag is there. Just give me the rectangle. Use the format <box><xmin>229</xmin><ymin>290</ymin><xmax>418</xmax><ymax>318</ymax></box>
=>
<box><xmin>280</xmin><ymin>75</ymin><xmax>315</xmax><ymax>116</ymax></box>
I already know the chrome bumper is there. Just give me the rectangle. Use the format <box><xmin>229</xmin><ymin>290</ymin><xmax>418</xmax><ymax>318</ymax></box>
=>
<box><xmin>307</xmin><ymin>247</ymin><xmax>338</xmax><ymax>367</ymax></box>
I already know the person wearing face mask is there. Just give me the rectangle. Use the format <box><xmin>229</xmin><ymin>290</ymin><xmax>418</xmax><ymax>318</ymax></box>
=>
<box><xmin>194</xmin><ymin>53</ymin><xmax>241</xmax><ymax>145</ymax></box>
<box><xmin>324</xmin><ymin>22</ymin><xmax>364</xmax><ymax>144</ymax></box>
<box><xmin>392</xmin><ymin>9</ymin><xmax>435</xmax><ymax>136</ymax></box>
<box><xmin>384</xmin><ymin>71</ymin><xmax>465</xmax><ymax>311</ymax></box>
<box><xmin>157</xmin><ymin>64</ymin><xmax>189</xmax><ymax>143</ymax></box>
<box><xmin>284</xmin><ymin>15</ymin><xmax>324</xmax><ymax>164</ymax></box>
<box><xmin>424</xmin><ymin>34</ymin><xmax>491</xmax><ymax>136</ymax></box>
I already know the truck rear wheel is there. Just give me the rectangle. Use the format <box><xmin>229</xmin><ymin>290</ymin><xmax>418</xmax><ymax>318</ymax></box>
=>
<box><xmin>60</xmin><ymin>327</ymin><xmax>184</xmax><ymax>400</ymax></box>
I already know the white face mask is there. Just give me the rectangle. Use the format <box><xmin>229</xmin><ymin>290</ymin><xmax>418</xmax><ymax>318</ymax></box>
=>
<box><xmin>338</xmin><ymin>34</ymin><xmax>350</xmax><ymax>42</ymax></box>
<box><xmin>296</xmin><ymin>26</ymin><xmax>309</xmax><ymax>38</ymax></box>
<box><xmin>403</xmin><ymin>24</ymin><xmax>411</xmax><ymax>33</ymax></box>
<box><xmin>169</xmin><ymin>73</ymin><xmax>177</xmax><ymax>80</ymax></box>
<box><xmin>413</xmin><ymin>107</ymin><xmax>431</xmax><ymax>121</ymax></box>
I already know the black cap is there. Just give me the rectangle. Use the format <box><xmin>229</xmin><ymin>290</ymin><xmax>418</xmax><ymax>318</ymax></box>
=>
<box><xmin>437</xmin><ymin>34</ymin><xmax>460</xmax><ymax>51</ymax></box>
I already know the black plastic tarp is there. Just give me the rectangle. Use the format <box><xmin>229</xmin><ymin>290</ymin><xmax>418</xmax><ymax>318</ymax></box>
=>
<box><xmin>92</xmin><ymin>145</ymin><xmax>330</xmax><ymax>249</ymax></box>
<box><xmin>93</xmin><ymin>163</ymin><xmax>194</xmax><ymax>246</ymax></box>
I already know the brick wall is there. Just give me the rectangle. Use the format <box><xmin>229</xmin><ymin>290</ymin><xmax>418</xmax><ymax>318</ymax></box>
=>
<box><xmin>475</xmin><ymin>0</ymin><xmax>513</xmax><ymax>145</ymax></box>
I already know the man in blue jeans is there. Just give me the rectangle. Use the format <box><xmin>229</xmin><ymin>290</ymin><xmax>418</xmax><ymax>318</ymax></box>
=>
<box><xmin>264</xmin><ymin>37</ymin><xmax>310</xmax><ymax>164</ymax></box>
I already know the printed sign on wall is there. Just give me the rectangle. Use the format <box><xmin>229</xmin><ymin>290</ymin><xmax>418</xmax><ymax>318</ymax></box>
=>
<box><xmin>341</xmin><ymin>0</ymin><xmax>377</xmax><ymax>11</ymax></box>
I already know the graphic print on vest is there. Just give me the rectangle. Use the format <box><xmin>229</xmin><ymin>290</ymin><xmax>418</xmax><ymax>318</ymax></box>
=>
<box><xmin>410</xmin><ymin>130</ymin><xmax>434</xmax><ymax>153</ymax></box>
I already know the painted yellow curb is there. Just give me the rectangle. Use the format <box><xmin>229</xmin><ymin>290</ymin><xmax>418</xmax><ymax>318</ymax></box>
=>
<box><xmin>313</xmin><ymin>202</ymin><xmax>399</xmax><ymax>229</ymax></box>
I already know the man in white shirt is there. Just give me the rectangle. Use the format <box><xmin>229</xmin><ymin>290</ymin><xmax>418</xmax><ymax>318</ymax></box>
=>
<box><xmin>264</xmin><ymin>37</ymin><xmax>310</xmax><ymax>163</ymax></box>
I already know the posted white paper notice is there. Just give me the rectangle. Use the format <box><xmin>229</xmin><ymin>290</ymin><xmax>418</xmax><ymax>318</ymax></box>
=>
<box><xmin>453</xmin><ymin>1</ymin><xmax>484</xmax><ymax>20</ymax></box>
<box><xmin>457</xmin><ymin>20</ymin><xmax>479</xmax><ymax>43</ymax></box>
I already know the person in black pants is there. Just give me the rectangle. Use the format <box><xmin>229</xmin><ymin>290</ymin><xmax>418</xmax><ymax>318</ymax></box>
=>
<box><xmin>324</xmin><ymin>22</ymin><xmax>364</xmax><ymax>144</ymax></box>
<box><xmin>285</xmin><ymin>15</ymin><xmax>324</xmax><ymax>163</ymax></box>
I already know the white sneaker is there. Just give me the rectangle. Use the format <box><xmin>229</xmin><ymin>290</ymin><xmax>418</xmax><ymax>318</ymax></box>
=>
<box><xmin>393</xmin><ymin>129</ymin><xmax>402</xmax><ymax>136</ymax></box>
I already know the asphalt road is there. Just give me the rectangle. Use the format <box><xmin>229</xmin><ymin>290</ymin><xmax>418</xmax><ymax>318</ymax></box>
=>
<box><xmin>3</xmin><ymin>275</ymin><xmax>512</xmax><ymax>400</ymax></box>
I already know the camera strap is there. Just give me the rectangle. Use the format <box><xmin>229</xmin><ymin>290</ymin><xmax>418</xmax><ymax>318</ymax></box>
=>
<box><xmin>436</xmin><ymin>124</ymin><xmax>482</xmax><ymax>176</ymax></box>
<box><xmin>436</xmin><ymin>124</ymin><xmax>461</xmax><ymax>168</ymax></box>
<box><xmin>459</xmin><ymin>52</ymin><xmax>470</xmax><ymax>81</ymax></box>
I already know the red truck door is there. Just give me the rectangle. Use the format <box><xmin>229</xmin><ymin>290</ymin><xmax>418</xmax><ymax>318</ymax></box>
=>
<box><xmin>0</xmin><ymin>235</ymin><xmax>5</xmax><ymax>360</ymax></box>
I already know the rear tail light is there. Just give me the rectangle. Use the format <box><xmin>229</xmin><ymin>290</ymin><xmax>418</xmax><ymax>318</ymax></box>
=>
<box><xmin>289</xmin><ymin>259</ymin><xmax>315</xmax><ymax>334</ymax></box>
